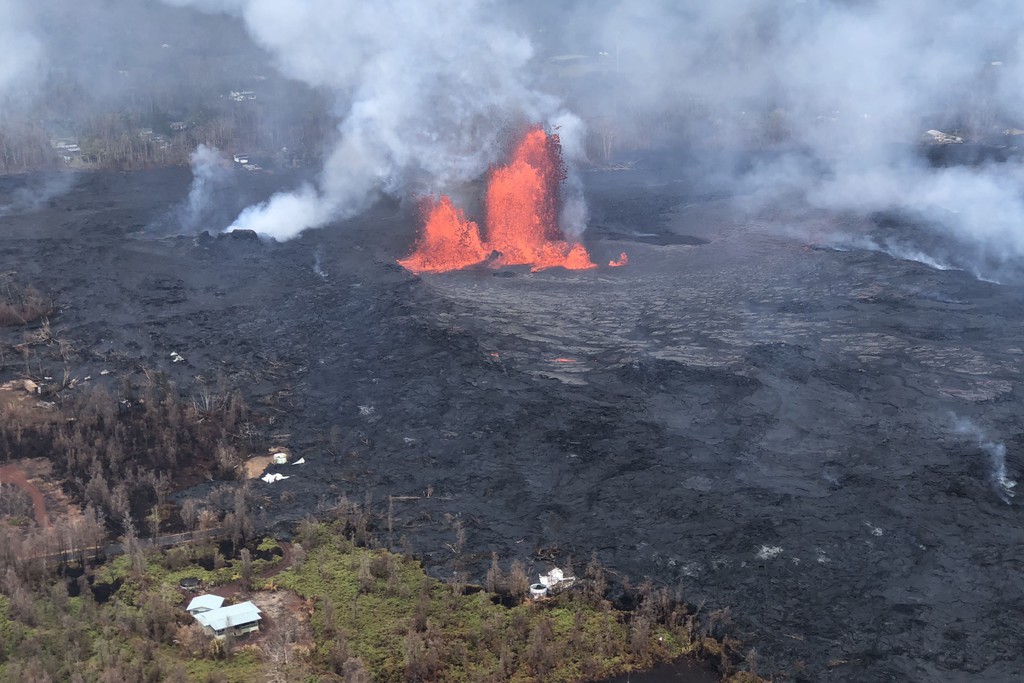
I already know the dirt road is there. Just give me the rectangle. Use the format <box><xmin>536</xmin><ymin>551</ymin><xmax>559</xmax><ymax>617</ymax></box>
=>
<box><xmin>0</xmin><ymin>463</ymin><xmax>50</xmax><ymax>528</ymax></box>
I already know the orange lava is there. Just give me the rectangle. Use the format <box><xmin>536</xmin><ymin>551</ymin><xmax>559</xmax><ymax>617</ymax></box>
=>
<box><xmin>608</xmin><ymin>252</ymin><xmax>629</xmax><ymax>267</ymax></box>
<box><xmin>397</xmin><ymin>196</ymin><xmax>488</xmax><ymax>273</ymax></box>
<box><xmin>552</xmin><ymin>357</ymin><xmax>577</xmax><ymax>363</ymax></box>
<box><xmin>399</xmin><ymin>127</ymin><xmax>598</xmax><ymax>274</ymax></box>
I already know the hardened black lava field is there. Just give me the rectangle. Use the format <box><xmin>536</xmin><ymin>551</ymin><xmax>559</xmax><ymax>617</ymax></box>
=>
<box><xmin>2</xmin><ymin>160</ymin><xmax>1022</xmax><ymax>682</ymax></box>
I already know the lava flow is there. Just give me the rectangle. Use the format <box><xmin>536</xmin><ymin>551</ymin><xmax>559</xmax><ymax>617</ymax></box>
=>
<box><xmin>400</xmin><ymin>127</ymin><xmax>608</xmax><ymax>273</ymax></box>
<box><xmin>608</xmin><ymin>252</ymin><xmax>629</xmax><ymax>267</ymax></box>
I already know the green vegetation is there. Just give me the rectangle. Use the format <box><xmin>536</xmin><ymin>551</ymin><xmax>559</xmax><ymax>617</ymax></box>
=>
<box><xmin>270</xmin><ymin>520</ymin><xmax>757</xmax><ymax>683</ymax></box>
<box><xmin>0</xmin><ymin>519</ymin><xmax>767</xmax><ymax>682</ymax></box>
<box><xmin>0</xmin><ymin>542</ymin><xmax>266</xmax><ymax>683</ymax></box>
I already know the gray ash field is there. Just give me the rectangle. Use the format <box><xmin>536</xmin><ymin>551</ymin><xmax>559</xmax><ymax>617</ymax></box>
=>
<box><xmin>3</xmin><ymin>164</ymin><xmax>1023</xmax><ymax>681</ymax></box>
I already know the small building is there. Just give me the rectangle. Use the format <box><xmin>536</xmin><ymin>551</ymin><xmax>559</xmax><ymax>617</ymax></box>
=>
<box><xmin>272</xmin><ymin>452</ymin><xmax>288</xmax><ymax>465</ymax></box>
<box><xmin>186</xmin><ymin>594</ymin><xmax>224</xmax><ymax>615</ymax></box>
<box><xmin>193</xmin><ymin>601</ymin><xmax>262</xmax><ymax>638</ymax></box>
<box><xmin>169</xmin><ymin>121</ymin><xmax>187</xmax><ymax>131</ymax></box>
<box><xmin>51</xmin><ymin>138</ymin><xmax>81</xmax><ymax>163</ymax></box>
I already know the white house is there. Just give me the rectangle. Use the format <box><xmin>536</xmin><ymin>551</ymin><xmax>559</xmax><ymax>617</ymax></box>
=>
<box><xmin>186</xmin><ymin>594</ymin><xmax>225</xmax><ymax>615</ymax></box>
<box><xmin>193</xmin><ymin>601</ymin><xmax>262</xmax><ymax>638</ymax></box>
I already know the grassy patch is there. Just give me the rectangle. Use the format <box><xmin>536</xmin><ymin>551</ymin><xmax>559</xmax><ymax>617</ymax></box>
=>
<box><xmin>274</xmin><ymin>523</ymin><xmax>695</xmax><ymax>683</ymax></box>
<box><xmin>0</xmin><ymin>525</ymin><xmax>766</xmax><ymax>682</ymax></box>
<box><xmin>184</xmin><ymin>648</ymin><xmax>263</xmax><ymax>682</ymax></box>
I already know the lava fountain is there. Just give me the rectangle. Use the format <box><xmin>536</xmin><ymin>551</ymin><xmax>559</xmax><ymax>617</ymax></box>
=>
<box><xmin>396</xmin><ymin>196</ymin><xmax>488</xmax><ymax>274</ymax></box>
<box><xmin>400</xmin><ymin>127</ymin><xmax>609</xmax><ymax>273</ymax></box>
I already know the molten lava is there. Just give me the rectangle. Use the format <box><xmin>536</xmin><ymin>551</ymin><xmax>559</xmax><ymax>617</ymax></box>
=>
<box><xmin>608</xmin><ymin>252</ymin><xmax>629</xmax><ymax>267</ymax></box>
<box><xmin>397</xmin><ymin>196</ymin><xmax>488</xmax><ymax>273</ymax></box>
<box><xmin>485</xmin><ymin>128</ymin><xmax>591</xmax><ymax>271</ymax></box>
<box><xmin>400</xmin><ymin>127</ymin><xmax>606</xmax><ymax>274</ymax></box>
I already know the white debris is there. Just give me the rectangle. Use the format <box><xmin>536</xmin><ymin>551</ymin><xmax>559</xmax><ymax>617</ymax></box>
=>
<box><xmin>292</xmin><ymin>457</ymin><xmax>305</xmax><ymax>465</ymax></box>
<box><xmin>923</xmin><ymin>129</ymin><xmax>963</xmax><ymax>144</ymax></box>
<box><xmin>170</xmin><ymin>351</ymin><xmax>185</xmax><ymax>363</ymax></box>
<box><xmin>864</xmin><ymin>522</ymin><xmax>883</xmax><ymax>536</ymax></box>
<box><xmin>680</xmin><ymin>562</ymin><xmax>702</xmax><ymax>577</ymax></box>
<box><xmin>100</xmin><ymin>370</ymin><xmax>111</xmax><ymax>375</ymax></box>
<box><xmin>271</xmin><ymin>452</ymin><xmax>288</xmax><ymax>465</ymax></box>
<box><xmin>538</xmin><ymin>567</ymin><xmax>575</xmax><ymax>590</ymax></box>
<box><xmin>358</xmin><ymin>405</ymin><xmax>375</xmax><ymax>416</ymax></box>
<box><xmin>756</xmin><ymin>545</ymin><xmax>784</xmax><ymax>560</ymax></box>
<box><xmin>261</xmin><ymin>473</ymin><xmax>290</xmax><ymax>484</ymax></box>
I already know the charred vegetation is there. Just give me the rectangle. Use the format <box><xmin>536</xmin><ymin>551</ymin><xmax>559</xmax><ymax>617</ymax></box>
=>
<box><xmin>0</xmin><ymin>275</ymin><xmax>52</xmax><ymax>328</ymax></box>
<box><xmin>0</xmin><ymin>375</ymin><xmax>259</xmax><ymax>536</ymax></box>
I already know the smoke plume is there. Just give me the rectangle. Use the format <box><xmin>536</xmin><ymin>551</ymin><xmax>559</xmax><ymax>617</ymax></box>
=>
<box><xmin>3</xmin><ymin>0</ymin><xmax>1024</xmax><ymax>263</ymax></box>
<box><xmin>952</xmin><ymin>415</ymin><xmax>1017</xmax><ymax>503</ymax></box>
<box><xmin>0</xmin><ymin>173</ymin><xmax>76</xmax><ymax>218</ymax></box>
<box><xmin>165</xmin><ymin>0</ymin><xmax>581</xmax><ymax>240</ymax></box>
<box><xmin>566</xmin><ymin>0</ymin><xmax>1024</xmax><ymax>280</ymax></box>
<box><xmin>0</xmin><ymin>0</ymin><xmax>42</xmax><ymax>102</ymax></box>
<box><xmin>178</xmin><ymin>145</ymin><xmax>232</xmax><ymax>233</ymax></box>
<box><xmin>157</xmin><ymin>0</ymin><xmax>1024</xmax><ymax>267</ymax></box>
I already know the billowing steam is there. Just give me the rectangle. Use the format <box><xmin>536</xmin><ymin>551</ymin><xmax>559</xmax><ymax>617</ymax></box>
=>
<box><xmin>146</xmin><ymin>145</ymin><xmax>234</xmax><ymax>236</ymax></box>
<box><xmin>570</xmin><ymin>0</ymin><xmax>1024</xmax><ymax>281</ymax></box>
<box><xmin>166</xmin><ymin>0</ymin><xmax>583</xmax><ymax>240</ymax></box>
<box><xmin>952</xmin><ymin>415</ymin><xmax>1017</xmax><ymax>503</ymax></box>
<box><xmin>178</xmin><ymin>145</ymin><xmax>231</xmax><ymax>233</ymax></box>
<box><xmin>157</xmin><ymin>0</ymin><xmax>1024</xmax><ymax>270</ymax></box>
<box><xmin>2</xmin><ymin>0</ymin><xmax>1022</xmax><ymax>262</ymax></box>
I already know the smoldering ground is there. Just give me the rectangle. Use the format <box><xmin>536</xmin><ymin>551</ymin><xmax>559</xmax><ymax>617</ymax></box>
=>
<box><xmin>0</xmin><ymin>173</ymin><xmax>76</xmax><ymax>218</ymax></box>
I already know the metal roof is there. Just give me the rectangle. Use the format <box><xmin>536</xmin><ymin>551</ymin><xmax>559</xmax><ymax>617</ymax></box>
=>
<box><xmin>194</xmin><ymin>601</ymin><xmax>262</xmax><ymax>632</ymax></box>
<box><xmin>186</xmin><ymin>594</ymin><xmax>225</xmax><ymax>613</ymax></box>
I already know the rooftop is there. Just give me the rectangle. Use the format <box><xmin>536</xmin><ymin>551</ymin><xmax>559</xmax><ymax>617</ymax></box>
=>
<box><xmin>186</xmin><ymin>594</ymin><xmax>225</xmax><ymax>613</ymax></box>
<box><xmin>194</xmin><ymin>601</ymin><xmax>262</xmax><ymax>632</ymax></box>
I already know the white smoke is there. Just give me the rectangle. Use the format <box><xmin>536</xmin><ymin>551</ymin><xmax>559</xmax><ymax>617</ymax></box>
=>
<box><xmin>178</xmin><ymin>145</ymin><xmax>231</xmax><ymax>233</ymax></box>
<box><xmin>8</xmin><ymin>0</ymin><xmax>1009</xmax><ymax>262</ymax></box>
<box><xmin>570</xmin><ymin>1</ymin><xmax>1024</xmax><ymax>280</ymax></box>
<box><xmin>164</xmin><ymin>0</ymin><xmax>577</xmax><ymax>240</ymax></box>
<box><xmin>0</xmin><ymin>0</ymin><xmax>42</xmax><ymax>101</ymax></box>
<box><xmin>952</xmin><ymin>415</ymin><xmax>1017</xmax><ymax>504</ymax></box>
<box><xmin>552</xmin><ymin>111</ymin><xmax>589</xmax><ymax>238</ymax></box>
<box><xmin>0</xmin><ymin>173</ymin><xmax>76</xmax><ymax>218</ymax></box>
<box><xmin>827</xmin><ymin>233</ymin><xmax>957</xmax><ymax>272</ymax></box>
